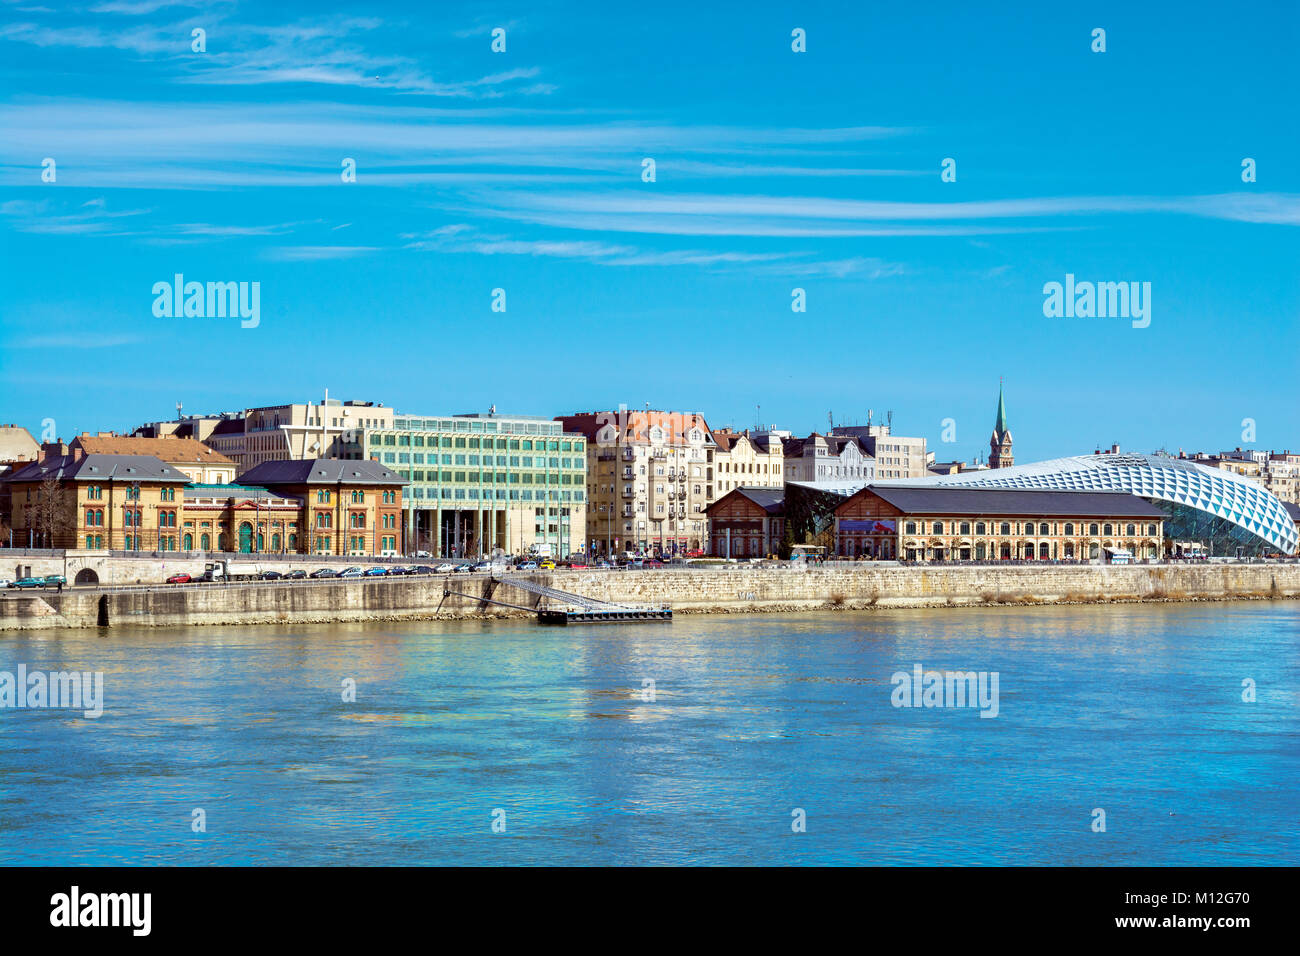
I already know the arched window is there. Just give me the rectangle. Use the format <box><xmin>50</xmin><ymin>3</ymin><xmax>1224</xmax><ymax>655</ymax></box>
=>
<box><xmin>975</xmin><ymin>522</ymin><xmax>986</xmax><ymax>535</ymax></box>
<box><xmin>1000</xmin><ymin>522</ymin><xmax>1011</xmax><ymax>535</ymax></box>
<box><xmin>1126</xmin><ymin>523</ymin><xmax>1136</xmax><ymax>536</ymax></box>
<box><xmin>183</xmin><ymin>533</ymin><xmax>193</xmax><ymax>550</ymax></box>
<box><xmin>1064</xmin><ymin>523</ymin><xmax>1074</xmax><ymax>535</ymax></box>
<box><xmin>932</xmin><ymin>521</ymin><xmax>943</xmax><ymax>535</ymax></box>
<box><xmin>1039</xmin><ymin>522</ymin><xmax>1050</xmax><ymax>535</ymax></box>
<box><xmin>959</xmin><ymin>521</ymin><xmax>971</xmax><ymax>535</ymax></box>
<box><xmin>905</xmin><ymin>521</ymin><xmax>917</xmax><ymax>534</ymax></box>
<box><xmin>1039</xmin><ymin>542</ymin><xmax>1050</xmax><ymax>559</ymax></box>
<box><xmin>1089</xmin><ymin>523</ymin><xmax>1099</xmax><ymax>536</ymax></box>
<box><xmin>200</xmin><ymin>533</ymin><xmax>210</xmax><ymax>550</ymax></box>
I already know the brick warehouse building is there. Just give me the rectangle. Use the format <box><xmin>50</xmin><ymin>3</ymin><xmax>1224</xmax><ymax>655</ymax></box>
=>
<box><xmin>834</xmin><ymin>486</ymin><xmax>1165</xmax><ymax>561</ymax></box>
<box><xmin>706</xmin><ymin>487</ymin><xmax>785</xmax><ymax>557</ymax></box>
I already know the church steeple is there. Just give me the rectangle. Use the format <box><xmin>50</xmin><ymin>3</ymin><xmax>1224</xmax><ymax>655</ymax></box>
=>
<box><xmin>989</xmin><ymin>380</ymin><xmax>1013</xmax><ymax>468</ymax></box>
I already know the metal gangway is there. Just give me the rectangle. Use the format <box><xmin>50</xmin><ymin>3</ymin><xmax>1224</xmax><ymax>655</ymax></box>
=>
<box><xmin>488</xmin><ymin>572</ymin><xmax>672</xmax><ymax>625</ymax></box>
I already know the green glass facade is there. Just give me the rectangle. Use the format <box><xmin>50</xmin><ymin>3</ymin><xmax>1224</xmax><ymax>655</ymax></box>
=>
<box><xmin>363</xmin><ymin>414</ymin><xmax>586</xmax><ymax>558</ymax></box>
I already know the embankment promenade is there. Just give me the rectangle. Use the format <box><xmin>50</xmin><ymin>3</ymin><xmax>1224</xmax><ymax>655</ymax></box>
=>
<box><xmin>3</xmin><ymin>561</ymin><xmax>1299</xmax><ymax>630</ymax></box>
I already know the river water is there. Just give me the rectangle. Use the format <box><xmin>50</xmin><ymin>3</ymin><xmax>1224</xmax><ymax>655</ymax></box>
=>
<box><xmin>1</xmin><ymin>603</ymin><xmax>1296</xmax><ymax>865</ymax></box>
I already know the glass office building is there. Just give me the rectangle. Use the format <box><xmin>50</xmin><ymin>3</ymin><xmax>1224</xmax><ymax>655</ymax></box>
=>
<box><xmin>362</xmin><ymin>414</ymin><xmax>586</xmax><ymax>558</ymax></box>
<box><xmin>878</xmin><ymin>452</ymin><xmax>1297</xmax><ymax>557</ymax></box>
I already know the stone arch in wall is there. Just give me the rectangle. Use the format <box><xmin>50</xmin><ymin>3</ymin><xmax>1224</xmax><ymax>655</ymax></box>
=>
<box><xmin>74</xmin><ymin>568</ymin><xmax>99</xmax><ymax>586</ymax></box>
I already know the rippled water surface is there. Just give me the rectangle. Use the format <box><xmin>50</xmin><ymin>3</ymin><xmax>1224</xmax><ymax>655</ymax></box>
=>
<box><xmin>2</xmin><ymin>603</ymin><xmax>1297</xmax><ymax>865</ymax></box>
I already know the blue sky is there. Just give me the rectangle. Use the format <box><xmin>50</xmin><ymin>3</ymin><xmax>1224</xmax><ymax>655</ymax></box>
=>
<box><xmin>1</xmin><ymin>0</ymin><xmax>1297</xmax><ymax>464</ymax></box>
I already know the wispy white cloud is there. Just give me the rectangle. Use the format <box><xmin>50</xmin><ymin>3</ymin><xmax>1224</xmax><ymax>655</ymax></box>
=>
<box><xmin>0</xmin><ymin>14</ymin><xmax>553</xmax><ymax>96</ymax></box>
<box><xmin>263</xmin><ymin>245</ymin><xmax>380</xmax><ymax>261</ymax></box>
<box><xmin>0</xmin><ymin>196</ymin><xmax>150</xmax><ymax>234</ymax></box>
<box><xmin>470</xmin><ymin>190</ymin><xmax>1300</xmax><ymax>237</ymax></box>
<box><xmin>10</xmin><ymin>333</ymin><xmax>144</xmax><ymax>349</ymax></box>
<box><xmin>400</xmin><ymin>223</ymin><xmax>904</xmax><ymax>279</ymax></box>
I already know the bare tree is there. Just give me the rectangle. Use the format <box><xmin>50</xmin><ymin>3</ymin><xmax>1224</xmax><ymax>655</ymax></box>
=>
<box><xmin>32</xmin><ymin>475</ymin><xmax>72</xmax><ymax>548</ymax></box>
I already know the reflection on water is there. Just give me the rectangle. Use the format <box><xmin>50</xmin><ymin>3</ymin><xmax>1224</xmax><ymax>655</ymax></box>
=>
<box><xmin>1</xmin><ymin>603</ymin><xmax>1297</xmax><ymax>865</ymax></box>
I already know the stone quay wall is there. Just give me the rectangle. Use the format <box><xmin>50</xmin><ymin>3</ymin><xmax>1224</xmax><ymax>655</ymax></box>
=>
<box><xmin>2</xmin><ymin>562</ymin><xmax>1298</xmax><ymax>631</ymax></box>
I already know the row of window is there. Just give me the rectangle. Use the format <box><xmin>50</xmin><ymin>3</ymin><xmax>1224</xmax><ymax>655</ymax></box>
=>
<box><xmin>377</xmin><ymin>435</ymin><xmax>582</xmax><ymax>452</ymax></box>
<box><xmin>898</xmin><ymin>520</ymin><xmax>1160</xmax><ymax>536</ymax></box>
<box><xmin>406</xmin><ymin>488</ymin><xmax>582</xmax><ymax>502</ymax></box>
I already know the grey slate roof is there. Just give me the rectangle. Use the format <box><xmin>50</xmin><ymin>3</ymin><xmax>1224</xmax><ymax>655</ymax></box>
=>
<box><xmin>239</xmin><ymin>458</ymin><xmax>408</xmax><ymax>486</ymax></box>
<box><xmin>1283</xmin><ymin>502</ymin><xmax>1300</xmax><ymax>522</ymax></box>
<box><xmin>1</xmin><ymin>454</ymin><xmax>192</xmax><ymax>484</ymax></box>
<box><xmin>863</xmin><ymin>485</ymin><xmax>1165</xmax><ymax>518</ymax></box>
<box><xmin>707</xmin><ymin>486</ymin><xmax>785</xmax><ymax>514</ymax></box>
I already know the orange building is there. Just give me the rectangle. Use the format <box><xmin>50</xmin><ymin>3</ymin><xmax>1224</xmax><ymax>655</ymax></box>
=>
<box><xmin>238</xmin><ymin>459</ymin><xmax>406</xmax><ymax>556</ymax></box>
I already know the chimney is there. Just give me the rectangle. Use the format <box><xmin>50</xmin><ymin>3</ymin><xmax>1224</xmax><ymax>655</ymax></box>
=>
<box><xmin>39</xmin><ymin>441</ymin><xmax>68</xmax><ymax>463</ymax></box>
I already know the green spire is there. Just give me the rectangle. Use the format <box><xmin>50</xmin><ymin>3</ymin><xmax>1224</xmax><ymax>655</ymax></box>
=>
<box><xmin>993</xmin><ymin>382</ymin><xmax>1008</xmax><ymax>437</ymax></box>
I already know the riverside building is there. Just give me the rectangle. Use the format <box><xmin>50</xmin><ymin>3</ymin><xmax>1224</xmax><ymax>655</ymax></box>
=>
<box><xmin>833</xmin><ymin>486</ymin><xmax>1165</xmax><ymax>561</ymax></box>
<box><xmin>364</xmin><ymin>413</ymin><xmax>586</xmax><ymax>559</ymax></box>
<box><xmin>558</xmin><ymin>410</ymin><xmax>714</xmax><ymax>557</ymax></box>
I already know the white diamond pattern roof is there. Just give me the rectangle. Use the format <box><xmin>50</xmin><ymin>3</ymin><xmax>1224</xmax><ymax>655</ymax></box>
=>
<box><xmin>877</xmin><ymin>453</ymin><xmax>1298</xmax><ymax>554</ymax></box>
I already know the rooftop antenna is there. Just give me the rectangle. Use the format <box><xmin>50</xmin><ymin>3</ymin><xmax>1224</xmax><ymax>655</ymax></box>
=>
<box><xmin>887</xmin><ymin>410</ymin><xmax>893</xmax><ymax>429</ymax></box>
<box><xmin>828</xmin><ymin>410</ymin><xmax>834</xmax><ymax>430</ymax></box>
<box><xmin>489</xmin><ymin>404</ymin><xmax>496</xmax><ymax>416</ymax></box>
<box><xmin>867</xmin><ymin>408</ymin><xmax>873</xmax><ymax>426</ymax></box>
<box><xmin>175</xmin><ymin>401</ymin><xmax>183</xmax><ymax>419</ymax></box>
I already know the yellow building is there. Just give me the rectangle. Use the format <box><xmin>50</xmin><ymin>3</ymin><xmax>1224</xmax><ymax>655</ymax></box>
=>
<box><xmin>711</xmin><ymin>429</ymin><xmax>784</xmax><ymax>496</ymax></box>
<box><xmin>2</xmin><ymin>450</ymin><xmax>192</xmax><ymax>550</ymax></box>
<box><xmin>71</xmin><ymin>433</ymin><xmax>238</xmax><ymax>485</ymax></box>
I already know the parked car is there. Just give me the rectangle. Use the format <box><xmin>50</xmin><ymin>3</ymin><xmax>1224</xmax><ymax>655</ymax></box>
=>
<box><xmin>286</xmin><ymin>569</ymin><xmax>307</xmax><ymax>579</ymax></box>
<box><xmin>471</xmin><ymin>562</ymin><xmax>493</xmax><ymax>572</ymax></box>
<box><xmin>515</xmin><ymin>561</ymin><xmax>538</xmax><ymax>571</ymax></box>
<box><xmin>310</xmin><ymin>568</ymin><xmax>339</xmax><ymax>579</ymax></box>
<box><xmin>593</xmin><ymin>560</ymin><xmax>612</xmax><ymax>569</ymax></box>
<box><xmin>538</xmin><ymin>559</ymin><xmax>556</xmax><ymax>570</ymax></box>
<box><xmin>9</xmin><ymin>577</ymin><xmax>46</xmax><ymax>589</ymax></box>
<box><xmin>259</xmin><ymin>570</ymin><xmax>283</xmax><ymax>581</ymax></box>
<box><xmin>43</xmin><ymin>575</ymin><xmax>67</xmax><ymax>586</ymax></box>
<box><xmin>339</xmin><ymin>567</ymin><xmax>364</xmax><ymax>578</ymax></box>
<box><xmin>684</xmin><ymin>548</ymin><xmax>706</xmax><ymax>558</ymax></box>
<box><xmin>453</xmin><ymin>564</ymin><xmax>472</xmax><ymax>573</ymax></box>
<box><xmin>434</xmin><ymin>563</ymin><xmax>456</xmax><ymax>573</ymax></box>
<box><xmin>413</xmin><ymin>565</ymin><xmax>437</xmax><ymax>575</ymax></box>
<box><xmin>364</xmin><ymin>567</ymin><xmax>388</xmax><ymax>576</ymax></box>
<box><xmin>166</xmin><ymin>573</ymin><xmax>192</xmax><ymax>584</ymax></box>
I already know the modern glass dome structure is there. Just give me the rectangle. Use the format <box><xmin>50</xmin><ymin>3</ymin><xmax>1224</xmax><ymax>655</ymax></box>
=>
<box><xmin>880</xmin><ymin>453</ymin><xmax>1297</xmax><ymax>556</ymax></box>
